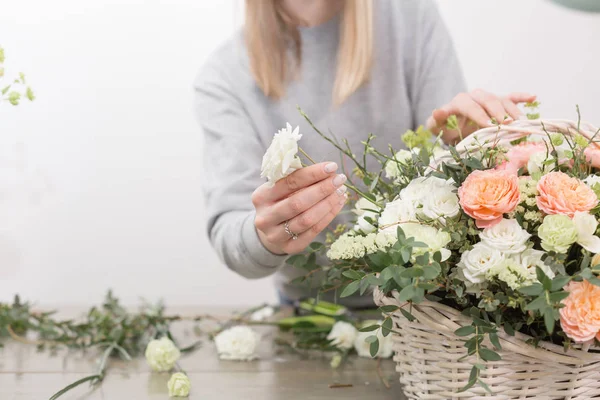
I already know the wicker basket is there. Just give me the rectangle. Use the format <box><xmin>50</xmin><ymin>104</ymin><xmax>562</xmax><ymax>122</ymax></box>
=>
<box><xmin>374</xmin><ymin>118</ymin><xmax>600</xmax><ymax>399</ymax></box>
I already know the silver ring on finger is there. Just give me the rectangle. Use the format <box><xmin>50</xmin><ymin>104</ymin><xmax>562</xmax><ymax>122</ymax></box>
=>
<box><xmin>284</xmin><ymin>220</ymin><xmax>298</xmax><ymax>241</ymax></box>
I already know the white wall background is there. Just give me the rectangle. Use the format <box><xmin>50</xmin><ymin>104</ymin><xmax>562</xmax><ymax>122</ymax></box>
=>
<box><xmin>0</xmin><ymin>0</ymin><xmax>598</xmax><ymax>307</ymax></box>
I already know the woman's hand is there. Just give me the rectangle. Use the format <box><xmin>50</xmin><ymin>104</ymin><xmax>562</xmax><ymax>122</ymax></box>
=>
<box><xmin>427</xmin><ymin>89</ymin><xmax>537</xmax><ymax>145</ymax></box>
<box><xmin>252</xmin><ymin>162</ymin><xmax>348</xmax><ymax>255</ymax></box>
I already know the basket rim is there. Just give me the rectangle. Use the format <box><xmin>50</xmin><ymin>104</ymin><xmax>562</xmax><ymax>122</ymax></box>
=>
<box><xmin>373</xmin><ymin>287</ymin><xmax>600</xmax><ymax>365</ymax></box>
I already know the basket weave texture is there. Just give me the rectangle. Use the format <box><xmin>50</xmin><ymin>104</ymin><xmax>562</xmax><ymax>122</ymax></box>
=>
<box><xmin>374</xmin><ymin>119</ymin><xmax>600</xmax><ymax>399</ymax></box>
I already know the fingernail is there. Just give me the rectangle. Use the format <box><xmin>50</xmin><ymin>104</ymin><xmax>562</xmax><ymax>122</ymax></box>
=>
<box><xmin>503</xmin><ymin>117</ymin><xmax>514</xmax><ymax>124</ymax></box>
<box><xmin>336</xmin><ymin>185</ymin><xmax>347</xmax><ymax>196</ymax></box>
<box><xmin>340</xmin><ymin>193</ymin><xmax>348</xmax><ymax>205</ymax></box>
<box><xmin>324</xmin><ymin>162</ymin><xmax>338</xmax><ymax>173</ymax></box>
<box><xmin>333</xmin><ymin>174</ymin><xmax>347</xmax><ymax>187</ymax></box>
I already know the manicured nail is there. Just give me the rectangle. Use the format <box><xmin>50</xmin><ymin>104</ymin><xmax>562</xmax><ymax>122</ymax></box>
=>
<box><xmin>340</xmin><ymin>193</ymin><xmax>348</xmax><ymax>205</ymax></box>
<box><xmin>324</xmin><ymin>162</ymin><xmax>338</xmax><ymax>173</ymax></box>
<box><xmin>336</xmin><ymin>186</ymin><xmax>347</xmax><ymax>196</ymax></box>
<box><xmin>333</xmin><ymin>174</ymin><xmax>347</xmax><ymax>187</ymax></box>
<box><xmin>503</xmin><ymin>117</ymin><xmax>514</xmax><ymax>124</ymax></box>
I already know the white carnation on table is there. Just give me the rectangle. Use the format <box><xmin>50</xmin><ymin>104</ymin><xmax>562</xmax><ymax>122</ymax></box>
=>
<box><xmin>327</xmin><ymin>321</ymin><xmax>358</xmax><ymax>350</ymax></box>
<box><xmin>354</xmin><ymin>328</ymin><xmax>393</xmax><ymax>359</ymax></box>
<box><xmin>250</xmin><ymin>305</ymin><xmax>275</xmax><ymax>322</ymax></box>
<box><xmin>260</xmin><ymin>123</ymin><xmax>302</xmax><ymax>187</ymax></box>
<box><xmin>456</xmin><ymin>243</ymin><xmax>505</xmax><ymax>286</ymax></box>
<box><xmin>167</xmin><ymin>372</ymin><xmax>191</xmax><ymax>397</ymax></box>
<box><xmin>144</xmin><ymin>337</ymin><xmax>181</xmax><ymax>372</ymax></box>
<box><xmin>214</xmin><ymin>326</ymin><xmax>260</xmax><ymax>361</ymax></box>
<box><xmin>479</xmin><ymin>219</ymin><xmax>531</xmax><ymax>255</ymax></box>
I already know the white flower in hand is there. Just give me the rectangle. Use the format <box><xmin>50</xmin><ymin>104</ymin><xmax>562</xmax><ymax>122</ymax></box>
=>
<box><xmin>479</xmin><ymin>219</ymin><xmax>531</xmax><ymax>255</ymax></box>
<box><xmin>214</xmin><ymin>326</ymin><xmax>260</xmax><ymax>361</ymax></box>
<box><xmin>573</xmin><ymin>212</ymin><xmax>600</xmax><ymax>253</ymax></box>
<box><xmin>327</xmin><ymin>321</ymin><xmax>358</xmax><ymax>350</ymax></box>
<box><xmin>145</xmin><ymin>337</ymin><xmax>181</xmax><ymax>372</ymax></box>
<box><xmin>260</xmin><ymin>123</ymin><xmax>302</xmax><ymax>187</ymax></box>
<box><xmin>167</xmin><ymin>372</ymin><xmax>191</xmax><ymax>397</ymax></box>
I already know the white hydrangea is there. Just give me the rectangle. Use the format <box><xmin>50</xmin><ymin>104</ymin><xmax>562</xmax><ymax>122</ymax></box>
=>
<box><xmin>327</xmin><ymin>321</ymin><xmax>358</xmax><ymax>350</ymax></box>
<box><xmin>214</xmin><ymin>326</ymin><xmax>260</xmax><ymax>361</ymax></box>
<box><xmin>456</xmin><ymin>243</ymin><xmax>505</xmax><ymax>285</ymax></box>
<box><xmin>260</xmin><ymin>123</ymin><xmax>302</xmax><ymax>187</ymax></box>
<box><xmin>479</xmin><ymin>219</ymin><xmax>531</xmax><ymax>255</ymax></box>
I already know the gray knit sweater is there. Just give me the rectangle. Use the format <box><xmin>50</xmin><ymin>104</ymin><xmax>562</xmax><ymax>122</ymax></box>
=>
<box><xmin>194</xmin><ymin>0</ymin><xmax>466</xmax><ymax>305</ymax></box>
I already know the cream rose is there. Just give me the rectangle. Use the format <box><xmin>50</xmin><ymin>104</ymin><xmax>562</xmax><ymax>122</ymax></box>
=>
<box><xmin>260</xmin><ymin>123</ymin><xmax>302</xmax><ymax>187</ymax></box>
<box><xmin>457</xmin><ymin>243</ymin><xmax>505</xmax><ymax>285</ymax></box>
<box><xmin>420</xmin><ymin>186</ymin><xmax>460</xmax><ymax>224</ymax></box>
<box><xmin>479</xmin><ymin>219</ymin><xmax>531</xmax><ymax>255</ymax></box>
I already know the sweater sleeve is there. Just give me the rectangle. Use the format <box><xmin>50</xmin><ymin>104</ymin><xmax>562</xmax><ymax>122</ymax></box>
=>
<box><xmin>193</xmin><ymin>63</ymin><xmax>287</xmax><ymax>279</ymax></box>
<box><xmin>410</xmin><ymin>0</ymin><xmax>467</xmax><ymax>128</ymax></box>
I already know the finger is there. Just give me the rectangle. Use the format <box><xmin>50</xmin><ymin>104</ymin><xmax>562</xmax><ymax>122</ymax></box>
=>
<box><xmin>268</xmin><ymin>173</ymin><xmax>347</xmax><ymax>225</ymax></box>
<box><xmin>506</xmin><ymin>92</ymin><xmax>537</xmax><ymax>104</ymax></box>
<box><xmin>431</xmin><ymin>108</ymin><xmax>450</xmax><ymax>128</ymax></box>
<box><xmin>440</xmin><ymin>93</ymin><xmax>492</xmax><ymax>128</ymax></box>
<box><xmin>273</xmin><ymin>187</ymin><xmax>347</xmax><ymax>242</ymax></box>
<box><xmin>470</xmin><ymin>89</ymin><xmax>512</xmax><ymax>125</ymax></box>
<box><xmin>282</xmin><ymin>196</ymin><xmax>346</xmax><ymax>254</ymax></box>
<box><xmin>256</xmin><ymin>162</ymin><xmax>339</xmax><ymax>204</ymax></box>
<box><xmin>501</xmin><ymin>97</ymin><xmax>523</xmax><ymax>120</ymax></box>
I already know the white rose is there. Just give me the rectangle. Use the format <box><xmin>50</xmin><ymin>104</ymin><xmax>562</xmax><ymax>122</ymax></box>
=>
<box><xmin>353</xmin><ymin>197</ymin><xmax>382</xmax><ymax>233</ymax></box>
<box><xmin>353</xmin><ymin>328</ymin><xmax>393</xmax><ymax>358</ymax></box>
<box><xmin>479</xmin><ymin>219</ymin><xmax>531</xmax><ymax>255</ymax></box>
<box><xmin>527</xmin><ymin>151</ymin><xmax>554</xmax><ymax>176</ymax></box>
<box><xmin>420</xmin><ymin>186</ymin><xmax>460</xmax><ymax>223</ymax></box>
<box><xmin>385</xmin><ymin>149</ymin><xmax>414</xmax><ymax>179</ymax></box>
<box><xmin>513</xmin><ymin>248</ymin><xmax>555</xmax><ymax>280</ymax></box>
<box><xmin>327</xmin><ymin>321</ymin><xmax>357</xmax><ymax>350</ymax></box>
<box><xmin>378</xmin><ymin>198</ymin><xmax>417</xmax><ymax>234</ymax></box>
<box><xmin>401</xmin><ymin>222</ymin><xmax>452</xmax><ymax>261</ymax></box>
<box><xmin>145</xmin><ymin>337</ymin><xmax>181</xmax><ymax>372</ymax></box>
<box><xmin>573</xmin><ymin>211</ymin><xmax>600</xmax><ymax>253</ymax></box>
<box><xmin>457</xmin><ymin>243</ymin><xmax>505</xmax><ymax>284</ymax></box>
<box><xmin>260</xmin><ymin>123</ymin><xmax>302</xmax><ymax>187</ymax></box>
<box><xmin>214</xmin><ymin>326</ymin><xmax>260</xmax><ymax>361</ymax></box>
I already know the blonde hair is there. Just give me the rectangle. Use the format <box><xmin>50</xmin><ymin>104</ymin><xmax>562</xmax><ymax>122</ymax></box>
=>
<box><xmin>245</xmin><ymin>0</ymin><xmax>373</xmax><ymax>105</ymax></box>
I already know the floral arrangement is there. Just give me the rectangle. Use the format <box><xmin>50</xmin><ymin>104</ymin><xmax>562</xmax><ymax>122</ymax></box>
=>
<box><xmin>267</xmin><ymin>104</ymin><xmax>600</xmax><ymax>391</ymax></box>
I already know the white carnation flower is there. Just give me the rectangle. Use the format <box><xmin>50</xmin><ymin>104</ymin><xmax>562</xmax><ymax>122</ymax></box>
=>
<box><xmin>400</xmin><ymin>222</ymin><xmax>452</xmax><ymax>261</ymax></box>
<box><xmin>250</xmin><ymin>306</ymin><xmax>275</xmax><ymax>321</ymax></box>
<box><xmin>260</xmin><ymin>123</ymin><xmax>302</xmax><ymax>187</ymax></box>
<box><xmin>214</xmin><ymin>326</ymin><xmax>260</xmax><ymax>361</ymax></box>
<box><xmin>479</xmin><ymin>219</ymin><xmax>531</xmax><ymax>255</ymax></box>
<box><xmin>145</xmin><ymin>337</ymin><xmax>181</xmax><ymax>372</ymax></box>
<box><xmin>354</xmin><ymin>329</ymin><xmax>393</xmax><ymax>359</ymax></box>
<box><xmin>457</xmin><ymin>243</ymin><xmax>505</xmax><ymax>285</ymax></box>
<box><xmin>327</xmin><ymin>321</ymin><xmax>358</xmax><ymax>350</ymax></box>
<box><xmin>378</xmin><ymin>198</ymin><xmax>418</xmax><ymax>234</ymax></box>
<box><xmin>167</xmin><ymin>372</ymin><xmax>191</xmax><ymax>397</ymax></box>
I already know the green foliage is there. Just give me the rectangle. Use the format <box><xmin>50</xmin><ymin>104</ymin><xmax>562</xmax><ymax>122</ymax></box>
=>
<box><xmin>0</xmin><ymin>46</ymin><xmax>35</xmax><ymax>106</ymax></box>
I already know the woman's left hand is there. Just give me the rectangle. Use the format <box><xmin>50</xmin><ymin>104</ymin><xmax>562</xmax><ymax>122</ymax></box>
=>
<box><xmin>427</xmin><ymin>89</ymin><xmax>537</xmax><ymax>145</ymax></box>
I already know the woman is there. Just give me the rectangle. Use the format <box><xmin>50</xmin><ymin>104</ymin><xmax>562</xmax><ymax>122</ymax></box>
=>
<box><xmin>194</xmin><ymin>0</ymin><xmax>535</xmax><ymax>305</ymax></box>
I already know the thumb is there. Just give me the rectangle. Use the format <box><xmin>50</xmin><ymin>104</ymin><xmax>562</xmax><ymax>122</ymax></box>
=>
<box><xmin>432</xmin><ymin>108</ymin><xmax>450</xmax><ymax>126</ymax></box>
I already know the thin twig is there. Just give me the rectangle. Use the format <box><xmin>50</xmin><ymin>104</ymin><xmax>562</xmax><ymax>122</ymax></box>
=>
<box><xmin>376</xmin><ymin>358</ymin><xmax>391</xmax><ymax>389</ymax></box>
<box><xmin>329</xmin><ymin>383</ymin><xmax>353</xmax><ymax>389</ymax></box>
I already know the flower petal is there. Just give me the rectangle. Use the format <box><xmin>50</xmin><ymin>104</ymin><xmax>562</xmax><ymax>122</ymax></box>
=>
<box><xmin>578</xmin><ymin>235</ymin><xmax>600</xmax><ymax>254</ymax></box>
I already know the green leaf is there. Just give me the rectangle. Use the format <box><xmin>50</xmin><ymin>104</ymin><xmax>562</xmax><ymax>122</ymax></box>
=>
<box><xmin>379</xmin><ymin>305</ymin><xmax>399</xmax><ymax>313</ymax></box>
<box><xmin>359</xmin><ymin>325</ymin><xmax>380</xmax><ymax>332</ymax></box>
<box><xmin>479</xmin><ymin>348</ymin><xmax>501</xmax><ymax>362</ymax></box>
<box><xmin>1</xmin><ymin>85</ymin><xmax>11</xmax><ymax>95</ymax></box>
<box><xmin>359</xmin><ymin>277</ymin><xmax>371</xmax><ymax>296</ymax></box>
<box><xmin>478</xmin><ymin>379</ymin><xmax>493</xmax><ymax>394</ymax></box>
<box><xmin>309</xmin><ymin>242</ymin><xmax>324</xmax><ymax>250</ymax></box>
<box><xmin>518</xmin><ymin>283</ymin><xmax>543</xmax><ymax>297</ymax></box>
<box><xmin>458</xmin><ymin>366</ymin><xmax>478</xmax><ymax>392</ymax></box>
<box><xmin>454</xmin><ymin>326</ymin><xmax>476</xmax><ymax>337</ymax></box>
<box><xmin>551</xmin><ymin>276</ymin><xmax>571</xmax><ymax>291</ymax></box>
<box><xmin>396</xmin><ymin>285</ymin><xmax>416</xmax><ymax>302</ymax></box>
<box><xmin>342</xmin><ymin>270</ymin><xmax>363</xmax><ymax>280</ymax></box>
<box><xmin>286</xmin><ymin>254</ymin><xmax>306</xmax><ymax>267</ymax></box>
<box><xmin>549</xmin><ymin>291</ymin><xmax>569</xmax><ymax>303</ymax></box>
<box><xmin>365</xmin><ymin>335</ymin><xmax>378</xmax><ymax>343</ymax></box>
<box><xmin>340</xmin><ymin>281</ymin><xmax>360</xmax><ymax>298</ymax></box>
<box><xmin>525</xmin><ymin>295</ymin><xmax>547</xmax><ymax>311</ymax></box>
<box><xmin>489</xmin><ymin>332</ymin><xmax>502</xmax><ymax>351</ymax></box>
<box><xmin>537</xmin><ymin>267</ymin><xmax>552</xmax><ymax>291</ymax></box>
<box><xmin>386</xmin><ymin>265</ymin><xmax>406</xmax><ymax>287</ymax></box>
<box><xmin>544</xmin><ymin>308</ymin><xmax>555</xmax><ymax>334</ymax></box>
<box><xmin>381</xmin><ymin>317</ymin><xmax>393</xmax><ymax>337</ymax></box>
<box><xmin>400</xmin><ymin>308</ymin><xmax>416</xmax><ymax>322</ymax></box>
<box><xmin>503</xmin><ymin>322</ymin><xmax>515</xmax><ymax>336</ymax></box>
<box><xmin>369</xmin><ymin>337</ymin><xmax>380</xmax><ymax>357</ymax></box>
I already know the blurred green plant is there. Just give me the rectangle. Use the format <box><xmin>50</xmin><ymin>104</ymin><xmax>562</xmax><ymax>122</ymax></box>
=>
<box><xmin>0</xmin><ymin>46</ymin><xmax>35</xmax><ymax>106</ymax></box>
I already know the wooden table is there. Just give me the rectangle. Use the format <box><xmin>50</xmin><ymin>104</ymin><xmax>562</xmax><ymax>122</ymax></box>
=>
<box><xmin>0</xmin><ymin>307</ymin><xmax>407</xmax><ymax>399</ymax></box>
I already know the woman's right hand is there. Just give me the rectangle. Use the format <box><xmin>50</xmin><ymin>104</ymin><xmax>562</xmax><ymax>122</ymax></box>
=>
<box><xmin>252</xmin><ymin>162</ymin><xmax>348</xmax><ymax>255</ymax></box>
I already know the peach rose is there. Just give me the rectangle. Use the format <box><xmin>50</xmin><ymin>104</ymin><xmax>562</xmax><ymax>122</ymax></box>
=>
<box><xmin>497</xmin><ymin>142</ymin><xmax>547</xmax><ymax>173</ymax></box>
<box><xmin>560</xmin><ymin>280</ymin><xmax>600</xmax><ymax>343</ymax></box>
<box><xmin>458</xmin><ymin>169</ymin><xmax>520</xmax><ymax>228</ymax></box>
<box><xmin>585</xmin><ymin>146</ymin><xmax>600</xmax><ymax>168</ymax></box>
<box><xmin>536</xmin><ymin>172</ymin><xmax>598</xmax><ymax>217</ymax></box>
